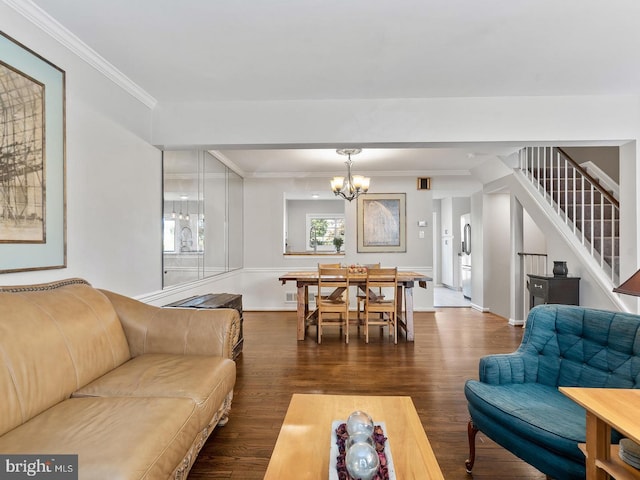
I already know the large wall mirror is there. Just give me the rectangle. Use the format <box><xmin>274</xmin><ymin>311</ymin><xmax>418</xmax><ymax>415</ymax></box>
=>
<box><xmin>163</xmin><ymin>150</ymin><xmax>243</xmax><ymax>288</ymax></box>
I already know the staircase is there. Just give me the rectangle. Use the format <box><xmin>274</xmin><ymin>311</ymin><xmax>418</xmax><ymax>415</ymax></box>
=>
<box><xmin>518</xmin><ymin>147</ymin><xmax>620</xmax><ymax>285</ymax></box>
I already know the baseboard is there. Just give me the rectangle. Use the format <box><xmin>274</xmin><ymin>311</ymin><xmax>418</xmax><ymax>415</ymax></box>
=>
<box><xmin>508</xmin><ymin>317</ymin><xmax>525</xmax><ymax>326</ymax></box>
<box><xmin>471</xmin><ymin>303</ymin><xmax>489</xmax><ymax>312</ymax></box>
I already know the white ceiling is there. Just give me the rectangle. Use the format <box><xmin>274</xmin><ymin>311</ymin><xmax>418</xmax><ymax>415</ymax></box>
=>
<box><xmin>28</xmin><ymin>0</ymin><xmax>639</xmax><ymax>176</ymax></box>
<box><xmin>31</xmin><ymin>0</ymin><xmax>640</xmax><ymax>102</ymax></box>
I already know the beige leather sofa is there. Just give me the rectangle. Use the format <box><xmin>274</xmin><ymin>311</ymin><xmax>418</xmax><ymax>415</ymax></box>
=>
<box><xmin>0</xmin><ymin>278</ymin><xmax>239</xmax><ymax>480</ymax></box>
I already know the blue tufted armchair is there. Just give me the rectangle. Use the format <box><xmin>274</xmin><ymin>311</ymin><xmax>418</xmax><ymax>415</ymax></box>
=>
<box><xmin>464</xmin><ymin>304</ymin><xmax>640</xmax><ymax>479</ymax></box>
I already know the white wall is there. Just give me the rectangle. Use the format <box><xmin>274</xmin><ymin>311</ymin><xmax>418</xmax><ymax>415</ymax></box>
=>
<box><xmin>470</xmin><ymin>191</ymin><xmax>484</xmax><ymax>310</ymax></box>
<box><xmin>619</xmin><ymin>141</ymin><xmax>640</xmax><ymax>312</ymax></box>
<box><xmin>523</xmin><ymin>210</ymin><xmax>546</xmax><ymax>255</ymax></box>
<box><xmin>482</xmin><ymin>193</ymin><xmax>512</xmax><ymax>318</ymax></box>
<box><xmin>562</xmin><ymin>146</ymin><xmax>620</xmax><ymax>183</ymax></box>
<box><xmin>440</xmin><ymin>198</ymin><xmax>454</xmax><ymax>286</ymax></box>
<box><xmin>432</xmin><ymin>199</ymin><xmax>441</xmax><ymax>285</ymax></box>
<box><xmin>1</xmin><ymin>5</ymin><xmax>161</xmax><ymax>296</ymax></box>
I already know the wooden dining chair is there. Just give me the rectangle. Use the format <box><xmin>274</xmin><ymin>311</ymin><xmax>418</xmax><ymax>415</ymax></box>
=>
<box><xmin>364</xmin><ymin>267</ymin><xmax>399</xmax><ymax>344</ymax></box>
<box><xmin>318</xmin><ymin>263</ymin><xmax>341</xmax><ymax>268</ymax></box>
<box><xmin>317</xmin><ymin>266</ymin><xmax>350</xmax><ymax>344</ymax></box>
<box><xmin>356</xmin><ymin>263</ymin><xmax>381</xmax><ymax>324</ymax></box>
<box><xmin>316</xmin><ymin>263</ymin><xmax>344</xmax><ymax>302</ymax></box>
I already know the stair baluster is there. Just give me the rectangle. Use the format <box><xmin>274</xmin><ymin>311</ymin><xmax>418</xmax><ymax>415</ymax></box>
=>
<box><xmin>519</xmin><ymin>147</ymin><xmax>619</xmax><ymax>285</ymax></box>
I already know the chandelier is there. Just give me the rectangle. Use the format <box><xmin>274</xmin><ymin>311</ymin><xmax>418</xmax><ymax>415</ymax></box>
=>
<box><xmin>330</xmin><ymin>148</ymin><xmax>370</xmax><ymax>201</ymax></box>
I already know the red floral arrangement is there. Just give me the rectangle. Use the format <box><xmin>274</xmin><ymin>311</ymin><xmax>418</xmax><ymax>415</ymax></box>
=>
<box><xmin>334</xmin><ymin>423</ymin><xmax>390</xmax><ymax>480</ymax></box>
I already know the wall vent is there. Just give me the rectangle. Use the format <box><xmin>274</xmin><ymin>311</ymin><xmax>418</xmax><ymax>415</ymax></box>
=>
<box><xmin>417</xmin><ymin>177</ymin><xmax>432</xmax><ymax>190</ymax></box>
<box><xmin>285</xmin><ymin>292</ymin><xmax>316</xmax><ymax>304</ymax></box>
<box><xmin>285</xmin><ymin>292</ymin><xmax>297</xmax><ymax>303</ymax></box>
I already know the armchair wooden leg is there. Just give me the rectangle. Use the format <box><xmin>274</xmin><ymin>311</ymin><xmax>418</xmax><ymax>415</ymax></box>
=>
<box><xmin>465</xmin><ymin>419</ymin><xmax>479</xmax><ymax>474</ymax></box>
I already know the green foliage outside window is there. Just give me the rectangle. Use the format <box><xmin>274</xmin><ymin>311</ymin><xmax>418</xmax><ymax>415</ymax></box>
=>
<box><xmin>308</xmin><ymin>216</ymin><xmax>345</xmax><ymax>250</ymax></box>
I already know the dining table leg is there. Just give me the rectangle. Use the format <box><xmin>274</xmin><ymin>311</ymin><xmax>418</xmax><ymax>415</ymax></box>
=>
<box><xmin>404</xmin><ymin>285</ymin><xmax>415</xmax><ymax>341</ymax></box>
<box><xmin>297</xmin><ymin>283</ymin><xmax>306</xmax><ymax>340</ymax></box>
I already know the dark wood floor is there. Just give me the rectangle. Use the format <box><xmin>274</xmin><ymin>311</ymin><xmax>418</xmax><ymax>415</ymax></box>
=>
<box><xmin>189</xmin><ymin>309</ymin><xmax>547</xmax><ymax>479</ymax></box>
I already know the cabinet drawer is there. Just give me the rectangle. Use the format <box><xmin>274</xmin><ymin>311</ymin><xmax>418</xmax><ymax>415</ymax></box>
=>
<box><xmin>530</xmin><ymin>278</ymin><xmax>548</xmax><ymax>297</ymax></box>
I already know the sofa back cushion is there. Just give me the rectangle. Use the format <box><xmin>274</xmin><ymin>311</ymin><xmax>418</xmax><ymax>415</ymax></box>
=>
<box><xmin>523</xmin><ymin>305</ymin><xmax>640</xmax><ymax>388</ymax></box>
<box><xmin>0</xmin><ymin>282</ymin><xmax>131</xmax><ymax>435</ymax></box>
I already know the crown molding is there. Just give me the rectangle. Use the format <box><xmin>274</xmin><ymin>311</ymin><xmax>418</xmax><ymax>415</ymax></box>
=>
<box><xmin>207</xmin><ymin>150</ymin><xmax>247</xmax><ymax>178</ymax></box>
<box><xmin>4</xmin><ymin>0</ymin><xmax>158</xmax><ymax>109</ymax></box>
<box><xmin>245</xmin><ymin>169</ymin><xmax>472</xmax><ymax>179</ymax></box>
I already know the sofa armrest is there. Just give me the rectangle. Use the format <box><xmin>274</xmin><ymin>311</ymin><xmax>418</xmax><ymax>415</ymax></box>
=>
<box><xmin>479</xmin><ymin>353</ymin><xmax>528</xmax><ymax>385</ymax></box>
<box><xmin>99</xmin><ymin>289</ymin><xmax>240</xmax><ymax>359</ymax></box>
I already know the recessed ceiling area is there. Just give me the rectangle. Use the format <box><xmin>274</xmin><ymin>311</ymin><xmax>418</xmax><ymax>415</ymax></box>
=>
<box><xmin>211</xmin><ymin>145</ymin><xmax>521</xmax><ymax>177</ymax></box>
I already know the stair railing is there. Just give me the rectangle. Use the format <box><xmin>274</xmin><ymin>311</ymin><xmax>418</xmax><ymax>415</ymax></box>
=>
<box><xmin>519</xmin><ymin>147</ymin><xmax>619</xmax><ymax>284</ymax></box>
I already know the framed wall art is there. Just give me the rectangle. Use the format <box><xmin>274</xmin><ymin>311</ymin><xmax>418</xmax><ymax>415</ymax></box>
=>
<box><xmin>0</xmin><ymin>32</ymin><xmax>66</xmax><ymax>273</ymax></box>
<box><xmin>357</xmin><ymin>193</ymin><xmax>406</xmax><ymax>253</ymax></box>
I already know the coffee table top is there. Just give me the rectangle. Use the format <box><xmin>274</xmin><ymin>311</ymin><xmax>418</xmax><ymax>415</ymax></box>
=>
<box><xmin>264</xmin><ymin>394</ymin><xmax>444</xmax><ymax>479</ymax></box>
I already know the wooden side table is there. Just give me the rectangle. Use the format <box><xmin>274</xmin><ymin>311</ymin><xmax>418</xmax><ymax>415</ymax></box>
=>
<box><xmin>527</xmin><ymin>274</ymin><xmax>580</xmax><ymax>309</ymax></box>
<box><xmin>165</xmin><ymin>293</ymin><xmax>243</xmax><ymax>359</ymax></box>
<box><xmin>560</xmin><ymin>387</ymin><xmax>640</xmax><ymax>480</ymax></box>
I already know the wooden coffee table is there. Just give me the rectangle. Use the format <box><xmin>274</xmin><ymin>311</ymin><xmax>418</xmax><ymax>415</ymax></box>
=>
<box><xmin>264</xmin><ymin>394</ymin><xmax>444</xmax><ymax>479</ymax></box>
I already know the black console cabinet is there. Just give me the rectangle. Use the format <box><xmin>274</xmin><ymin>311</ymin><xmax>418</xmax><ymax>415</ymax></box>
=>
<box><xmin>527</xmin><ymin>274</ymin><xmax>580</xmax><ymax>310</ymax></box>
<box><xmin>165</xmin><ymin>293</ymin><xmax>243</xmax><ymax>359</ymax></box>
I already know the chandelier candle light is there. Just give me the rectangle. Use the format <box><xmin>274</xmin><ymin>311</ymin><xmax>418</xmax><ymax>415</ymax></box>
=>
<box><xmin>331</xmin><ymin>148</ymin><xmax>370</xmax><ymax>201</ymax></box>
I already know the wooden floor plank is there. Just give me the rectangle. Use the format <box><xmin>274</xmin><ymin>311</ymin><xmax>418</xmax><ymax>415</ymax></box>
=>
<box><xmin>189</xmin><ymin>309</ymin><xmax>547</xmax><ymax>479</ymax></box>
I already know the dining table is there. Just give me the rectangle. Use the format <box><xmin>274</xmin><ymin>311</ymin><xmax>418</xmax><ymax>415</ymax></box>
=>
<box><xmin>278</xmin><ymin>270</ymin><xmax>431</xmax><ymax>341</ymax></box>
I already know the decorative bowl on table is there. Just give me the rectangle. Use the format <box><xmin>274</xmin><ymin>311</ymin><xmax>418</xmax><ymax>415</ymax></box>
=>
<box><xmin>348</xmin><ymin>265</ymin><xmax>368</xmax><ymax>275</ymax></box>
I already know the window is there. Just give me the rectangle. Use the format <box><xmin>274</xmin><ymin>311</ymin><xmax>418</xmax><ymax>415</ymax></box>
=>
<box><xmin>163</xmin><ymin>219</ymin><xmax>175</xmax><ymax>252</ymax></box>
<box><xmin>306</xmin><ymin>214</ymin><xmax>345</xmax><ymax>252</ymax></box>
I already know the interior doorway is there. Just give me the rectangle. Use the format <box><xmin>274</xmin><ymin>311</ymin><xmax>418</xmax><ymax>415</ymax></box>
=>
<box><xmin>434</xmin><ymin>286</ymin><xmax>471</xmax><ymax>307</ymax></box>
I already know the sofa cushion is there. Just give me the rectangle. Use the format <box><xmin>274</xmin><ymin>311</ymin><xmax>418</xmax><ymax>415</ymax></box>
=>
<box><xmin>0</xmin><ymin>284</ymin><xmax>131</xmax><ymax>436</ymax></box>
<box><xmin>0</xmin><ymin>396</ymin><xmax>198</xmax><ymax>480</ymax></box>
<box><xmin>464</xmin><ymin>380</ymin><xmax>586</xmax><ymax>460</ymax></box>
<box><xmin>73</xmin><ymin>353</ymin><xmax>236</xmax><ymax>430</ymax></box>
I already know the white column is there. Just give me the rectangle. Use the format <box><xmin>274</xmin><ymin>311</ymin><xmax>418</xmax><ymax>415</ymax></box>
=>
<box><xmin>619</xmin><ymin>141</ymin><xmax>639</xmax><ymax>313</ymax></box>
<box><xmin>510</xmin><ymin>196</ymin><xmax>525</xmax><ymax>325</ymax></box>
